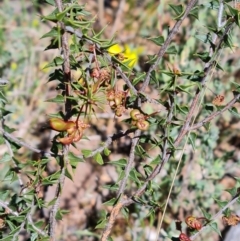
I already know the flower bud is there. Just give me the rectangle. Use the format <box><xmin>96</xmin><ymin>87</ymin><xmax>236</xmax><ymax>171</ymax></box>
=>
<box><xmin>49</xmin><ymin>118</ymin><xmax>75</xmax><ymax>132</ymax></box>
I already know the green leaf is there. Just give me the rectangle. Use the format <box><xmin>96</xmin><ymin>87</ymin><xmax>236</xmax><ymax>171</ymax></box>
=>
<box><xmin>95</xmin><ymin>218</ymin><xmax>107</xmax><ymax>229</ymax></box>
<box><xmin>129</xmin><ymin>168</ymin><xmax>141</xmax><ymax>184</ymax></box>
<box><xmin>166</xmin><ymin>45</ymin><xmax>177</xmax><ymax>54</ymax></box>
<box><xmin>150</xmin><ymin>155</ymin><xmax>161</xmax><ymax>165</ymax></box>
<box><xmin>169</xmin><ymin>4</ymin><xmax>184</xmax><ymax>20</ymax></box>
<box><xmin>0</xmin><ymin>153</ymin><xmax>12</xmax><ymax>163</ymax></box>
<box><xmin>209</xmin><ymin>222</ymin><xmax>221</xmax><ymax>237</ymax></box>
<box><xmin>188</xmin><ymin>132</ymin><xmax>197</xmax><ymax>150</ymax></box>
<box><xmin>201</xmin><ymin>208</ymin><xmax>212</xmax><ymax>220</ymax></box>
<box><xmin>102</xmin><ymin>184</ymin><xmax>119</xmax><ymax>191</ymax></box>
<box><xmin>229</xmin><ymin>107</ymin><xmax>240</xmax><ymax>118</ymax></box>
<box><xmin>82</xmin><ymin>149</ymin><xmax>92</xmax><ymax>158</ymax></box>
<box><xmin>195</xmin><ymin>32</ymin><xmax>212</xmax><ymax>44</ymax></box>
<box><xmin>41</xmin><ymin>27</ymin><xmax>60</xmax><ymax>38</ymax></box>
<box><xmin>147</xmin><ymin>36</ymin><xmax>165</xmax><ymax>46</ymax></box>
<box><xmin>103</xmin><ymin>198</ymin><xmax>117</xmax><ymax>206</ymax></box>
<box><xmin>55</xmin><ymin>209</ymin><xmax>70</xmax><ymax>220</ymax></box>
<box><xmin>193</xmin><ymin>52</ymin><xmax>211</xmax><ymax>63</ymax></box>
<box><xmin>214</xmin><ymin>198</ymin><xmax>228</xmax><ymax>208</ymax></box>
<box><xmin>189</xmin><ymin>6</ymin><xmax>199</xmax><ymax>20</ymax></box>
<box><xmin>121</xmin><ymin>207</ymin><xmax>129</xmax><ymax>220</ymax></box>
<box><xmin>94</xmin><ymin>153</ymin><xmax>104</xmax><ymax>165</ymax></box>
<box><xmin>65</xmin><ymin>167</ymin><xmax>74</xmax><ymax>181</ymax></box>
<box><xmin>44</xmin><ymin>0</ymin><xmax>55</xmax><ymax>6</ymax></box>
<box><xmin>143</xmin><ymin>164</ymin><xmax>153</xmax><ymax>178</ymax></box>
<box><xmin>45</xmin><ymin>94</ymin><xmax>64</xmax><ymax>103</ymax></box>
<box><xmin>68</xmin><ymin>152</ymin><xmax>84</xmax><ymax>168</ymax></box>
<box><xmin>176</xmin><ymin>104</ymin><xmax>189</xmax><ymax>115</ymax></box>
<box><xmin>103</xmin><ymin>148</ymin><xmax>111</xmax><ymax>156</ymax></box>
<box><xmin>43</xmin><ymin>57</ymin><xmax>64</xmax><ymax>68</ymax></box>
<box><xmin>225</xmin><ymin>187</ymin><xmax>237</xmax><ymax>197</ymax></box>
<box><xmin>109</xmin><ymin>158</ymin><xmax>127</xmax><ymax>167</ymax></box>
<box><xmin>223</xmin><ymin>33</ymin><xmax>234</xmax><ymax>49</ymax></box>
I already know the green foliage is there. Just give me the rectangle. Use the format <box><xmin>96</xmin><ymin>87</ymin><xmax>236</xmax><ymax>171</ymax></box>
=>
<box><xmin>0</xmin><ymin>0</ymin><xmax>240</xmax><ymax>241</ymax></box>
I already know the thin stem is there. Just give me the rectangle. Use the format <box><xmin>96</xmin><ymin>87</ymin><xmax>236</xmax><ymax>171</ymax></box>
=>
<box><xmin>110</xmin><ymin>0</ymin><xmax>126</xmax><ymax>37</ymax></box>
<box><xmin>0</xmin><ymin>126</ymin><xmax>52</xmax><ymax>157</ymax></box>
<box><xmin>48</xmin><ymin>154</ymin><xmax>66</xmax><ymax>240</ymax></box>
<box><xmin>140</xmin><ymin>0</ymin><xmax>198</xmax><ymax>91</ymax></box>
<box><xmin>0</xmin><ymin>200</ymin><xmax>19</xmax><ymax>216</ymax></box>
<box><xmin>117</xmin><ymin>129</ymin><xmax>140</xmax><ymax>197</ymax></box>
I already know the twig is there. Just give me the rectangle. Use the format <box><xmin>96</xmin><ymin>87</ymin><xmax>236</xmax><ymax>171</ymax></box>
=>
<box><xmin>140</xmin><ymin>0</ymin><xmax>198</xmax><ymax>91</ymax></box>
<box><xmin>0</xmin><ymin>200</ymin><xmax>19</xmax><ymax>216</ymax></box>
<box><xmin>48</xmin><ymin>1</ymin><xmax>72</xmax><ymax>240</ymax></box>
<box><xmin>98</xmin><ymin>0</ymin><xmax>105</xmax><ymax>29</ymax></box>
<box><xmin>190</xmin><ymin>93</ymin><xmax>240</xmax><ymax>131</ymax></box>
<box><xmin>110</xmin><ymin>0</ymin><xmax>126</xmax><ymax>37</ymax></box>
<box><xmin>0</xmin><ymin>126</ymin><xmax>52</xmax><ymax>157</ymax></box>
<box><xmin>48</xmin><ymin>154</ymin><xmax>66</xmax><ymax>240</ymax></box>
<box><xmin>28</xmin><ymin>215</ymin><xmax>47</xmax><ymax>237</ymax></box>
<box><xmin>218</xmin><ymin>0</ymin><xmax>225</xmax><ymax>28</ymax></box>
<box><xmin>101</xmin><ymin>202</ymin><xmax>123</xmax><ymax>241</ymax></box>
<box><xmin>117</xmin><ymin>129</ymin><xmax>140</xmax><ymax>197</ymax></box>
<box><xmin>190</xmin><ymin>194</ymin><xmax>240</xmax><ymax>240</ymax></box>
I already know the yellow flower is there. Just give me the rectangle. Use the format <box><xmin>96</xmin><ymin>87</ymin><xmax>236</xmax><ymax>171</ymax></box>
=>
<box><xmin>122</xmin><ymin>45</ymin><xmax>144</xmax><ymax>68</ymax></box>
<box><xmin>108</xmin><ymin>44</ymin><xmax>123</xmax><ymax>55</ymax></box>
<box><xmin>108</xmin><ymin>44</ymin><xmax>144</xmax><ymax>68</ymax></box>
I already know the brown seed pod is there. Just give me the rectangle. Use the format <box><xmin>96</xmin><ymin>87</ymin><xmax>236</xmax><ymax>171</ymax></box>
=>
<box><xmin>222</xmin><ymin>214</ymin><xmax>240</xmax><ymax>226</ymax></box>
<box><xmin>136</xmin><ymin>120</ymin><xmax>150</xmax><ymax>131</ymax></box>
<box><xmin>90</xmin><ymin>68</ymin><xmax>100</xmax><ymax>78</ymax></box>
<box><xmin>130</xmin><ymin>109</ymin><xmax>141</xmax><ymax>120</ymax></box>
<box><xmin>212</xmin><ymin>94</ymin><xmax>224</xmax><ymax>106</ymax></box>
<box><xmin>115</xmin><ymin>105</ymin><xmax>125</xmax><ymax>117</ymax></box>
<box><xmin>106</xmin><ymin>89</ymin><xmax>115</xmax><ymax>101</ymax></box>
<box><xmin>185</xmin><ymin>216</ymin><xmax>202</xmax><ymax>230</ymax></box>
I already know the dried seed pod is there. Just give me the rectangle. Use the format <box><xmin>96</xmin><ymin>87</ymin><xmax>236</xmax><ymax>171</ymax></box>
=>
<box><xmin>212</xmin><ymin>95</ymin><xmax>224</xmax><ymax>106</ymax></box>
<box><xmin>130</xmin><ymin>109</ymin><xmax>141</xmax><ymax>120</ymax></box>
<box><xmin>136</xmin><ymin>120</ymin><xmax>150</xmax><ymax>131</ymax></box>
<box><xmin>90</xmin><ymin>68</ymin><xmax>100</xmax><ymax>78</ymax></box>
<box><xmin>222</xmin><ymin>214</ymin><xmax>240</xmax><ymax>226</ymax></box>
<box><xmin>115</xmin><ymin>105</ymin><xmax>125</xmax><ymax>117</ymax></box>
<box><xmin>106</xmin><ymin>89</ymin><xmax>115</xmax><ymax>101</ymax></box>
<box><xmin>99</xmin><ymin>68</ymin><xmax>111</xmax><ymax>82</ymax></box>
<box><xmin>185</xmin><ymin>216</ymin><xmax>202</xmax><ymax>230</ymax></box>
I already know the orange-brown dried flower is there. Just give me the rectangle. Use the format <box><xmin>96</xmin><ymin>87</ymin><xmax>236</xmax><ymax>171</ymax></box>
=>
<box><xmin>222</xmin><ymin>214</ymin><xmax>240</xmax><ymax>226</ymax></box>
<box><xmin>90</xmin><ymin>68</ymin><xmax>100</xmax><ymax>78</ymax></box>
<box><xmin>99</xmin><ymin>68</ymin><xmax>111</xmax><ymax>82</ymax></box>
<box><xmin>115</xmin><ymin>105</ymin><xmax>125</xmax><ymax>117</ymax></box>
<box><xmin>185</xmin><ymin>216</ymin><xmax>202</xmax><ymax>231</ymax></box>
<box><xmin>212</xmin><ymin>94</ymin><xmax>224</xmax><ymax>106</ymax></box>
